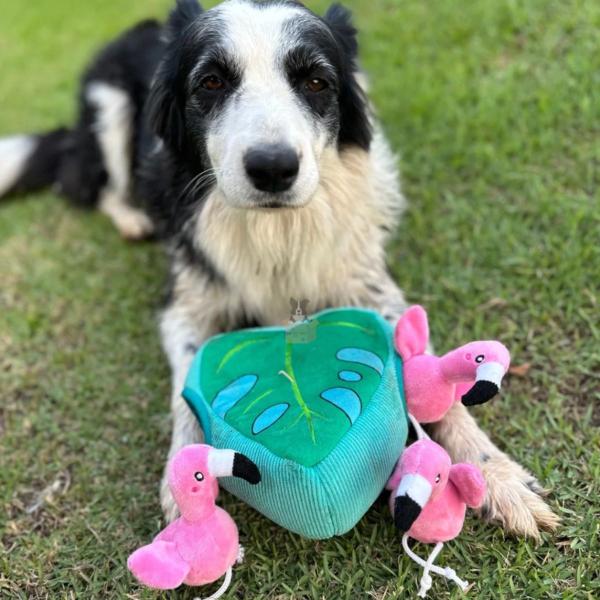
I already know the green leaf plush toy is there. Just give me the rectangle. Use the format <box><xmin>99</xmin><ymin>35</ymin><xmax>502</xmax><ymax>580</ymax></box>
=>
<box><xmin>183</xmin><ymin>308</ymin><xmax>409</xmax><ymax>539</ymax></box>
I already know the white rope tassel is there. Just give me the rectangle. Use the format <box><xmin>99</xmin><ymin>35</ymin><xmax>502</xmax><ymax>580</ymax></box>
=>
<box><xmin>402</xmin><ymin>534</ymin><xmax>469</xmax><ymax>597</ymax></box>
<box><xmin>194</xmin><ymin>567</ymin><xmax>233</xmax><ymax>600</ymax></box>
<box><xmin>408</xmin><ymin>413</ymin><xmax>430</xmax><ymax>442</ymax></box>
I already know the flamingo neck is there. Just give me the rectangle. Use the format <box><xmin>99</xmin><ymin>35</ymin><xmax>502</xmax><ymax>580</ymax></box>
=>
<box><xmin>439</xmin><ymin>348</ymin><xmax>477</xmax><ymax>383</ymax></box>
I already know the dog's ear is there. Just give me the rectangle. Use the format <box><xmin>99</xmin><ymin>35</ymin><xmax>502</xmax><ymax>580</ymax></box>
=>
<box><xmin>147</xmin><ymin>58</ymin><xmax>186</xmax><ymax>152</ymax></box>
<box><xmin>324</xmin><ymin>4</ymin><xmax>358</xmax><ymax>58</ymax></box>
<box><xmin>167</xmin><ymin>0</ymin><xmax>204</xmax><ymax>37</ymax></box>
<box><xmin>324</xmin><ymin>4</ymin><xmax>372</xmax><ymax>151</ymax></box>
<box><xmin>147</xmin><ymin>1</ymin><xmax>203</xmax><ymax>152</ymax></box>
<box><xmin>167</xmin><ymin>0</ymin><xmax>204</xmax><ymax>38</ymax></box>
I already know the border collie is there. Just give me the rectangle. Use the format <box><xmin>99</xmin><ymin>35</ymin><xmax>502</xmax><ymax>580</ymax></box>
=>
<box><xmin>0</xmin><ymin>0</ymin><xmax>557</xmax><ymax>538</ymax></box>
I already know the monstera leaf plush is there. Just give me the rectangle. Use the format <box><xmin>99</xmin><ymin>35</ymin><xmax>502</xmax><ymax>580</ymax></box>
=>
<box><xmin>183</xmin><ymin>308</ymin><xmax>408</xmax><ymax>539</ymax></box>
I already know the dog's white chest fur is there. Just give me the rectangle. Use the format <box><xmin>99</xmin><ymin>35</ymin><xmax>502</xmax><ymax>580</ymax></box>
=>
<box><xmin>196</xmin><ymin>134</ymin><xmax>404</xmax><ymax>324</ymax></box>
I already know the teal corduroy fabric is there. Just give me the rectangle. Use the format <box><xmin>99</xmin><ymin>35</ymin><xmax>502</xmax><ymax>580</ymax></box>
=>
<box><xmin>183</xmin><ymin>308</ymin><xmax>409</xmax><ymax>539</ymax></box>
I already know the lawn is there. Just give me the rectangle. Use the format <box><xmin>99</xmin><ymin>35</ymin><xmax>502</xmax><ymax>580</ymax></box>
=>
<box><xmin>1</xmin><ymin>0</ymin><xmax>599</xmax><ymax>598</ymax></box>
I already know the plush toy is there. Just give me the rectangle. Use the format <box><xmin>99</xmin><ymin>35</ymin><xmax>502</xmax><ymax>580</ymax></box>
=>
<box><xmin>179</xmin><ymin>305</ymin><xmax>509</xmax><ymax>541</ymax></box>
<box><xmin>394</xmin><ymin>305</ymin><xmax>511</xmax><ymax>423</ymax></box>
<box><xmin>128</xmin><ymin>444</ymin><xmax>260</xmax><ymax>598</ymax></box>
<box><xmin>387</xmin><ymin>437</ymin><xmax>486</xmax><ymax>597</ymax></box>
<box><xmin>182</xmin><ymin>308</ymin><xmax>409</xmax><ymax>539</ymax></box>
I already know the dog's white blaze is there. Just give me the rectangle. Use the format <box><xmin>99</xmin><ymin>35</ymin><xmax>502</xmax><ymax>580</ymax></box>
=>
<box><xmin>208</xmin><ymin>449</ymin><xmax>236</xmax><ymax>478</ymax></box>
<box><xmin>207</xmin><ymin>0</ymin><xmax>325</xmax><ymax>208</ymax></box>
<box><xmin>476</xmin><ymin>361</ymin><xmax>505</xmax><ymax>387</ymax></box>
<box><xmin>396</xmin><ymin>473</ymin><xmax>432</xmax><ymax>508</ymax></box>
<box><xmin>0</xmin><ymin>135</ymin><xmax>36</xmax><ymax>196</ymax></box>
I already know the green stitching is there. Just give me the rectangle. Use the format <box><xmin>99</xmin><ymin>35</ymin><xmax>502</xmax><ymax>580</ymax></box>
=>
<box><xmin>217</xmin><ymin>338</ymin><xmax>268</xmax><ymax>373</ymax></box>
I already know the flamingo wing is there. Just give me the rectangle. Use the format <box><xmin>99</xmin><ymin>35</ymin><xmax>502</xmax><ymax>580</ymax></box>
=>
<box><xmin>128</xmin><ymin>540</ymin><xmax>190</xmax><ymax>590</ymax></box>
<box><xmin>449</xmin><ymin>463</ymin><xmax>486</xmax><ymax>508</ymax></box>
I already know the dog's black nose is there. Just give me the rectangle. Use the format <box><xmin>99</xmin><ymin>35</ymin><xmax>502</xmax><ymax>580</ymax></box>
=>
<box><xmin>244</xmin><ymin>144</ymin><xmax>299</xmax><ymax>193</ymax></box>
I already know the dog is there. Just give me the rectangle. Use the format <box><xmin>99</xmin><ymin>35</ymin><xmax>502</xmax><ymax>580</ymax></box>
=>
<box><xmin>0</xmin><ymin>0</ymin><xmax>558</xmax><ymax>539</ymax></box>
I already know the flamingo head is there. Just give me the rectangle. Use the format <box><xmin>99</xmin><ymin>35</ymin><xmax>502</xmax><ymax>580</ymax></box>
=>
<box><xmin>393</xmin><ymin>439</ymin><xmax>451</xmax><ymax>533</ymax></box>
<box><xmin>168</xmin><ymin>444</ymin><xmax>261</xmax><ymax>520</ymax></box>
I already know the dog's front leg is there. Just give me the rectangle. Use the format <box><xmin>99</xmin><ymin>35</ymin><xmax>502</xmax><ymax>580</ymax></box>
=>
<box><xmin>428</xmin><ymin>403</ymin><xmax>559</xmax><ymax>539</ymax></box>
<box><xmin>364</xmin><ymin>272</ymin><xmax>559</xmax><ymax>539</ymax></box>
<box><xmin>158</xmin><ymin>300</ymin><xmax>218</xmax><ymax>522</ymax></box>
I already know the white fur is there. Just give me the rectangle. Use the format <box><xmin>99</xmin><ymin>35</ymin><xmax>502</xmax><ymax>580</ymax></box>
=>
<box><xmin>195</xmin><ymin>128</ymin><xmax>405</xmax><ymax>324</ymax></box>
<box><xmin>87</xmin><ymin>81</ymin><xmax>153</xmax><ymax>239</ymax></box>
<box><xmin>0</xmin><ymin>135</ymin><xmax>36</xmax><ymax>197</ymax></box>
<box><xmin>87</xmin><ymin>82</ymin><xmax>132</xmax><ymax>195</ymax></box>
<box><xmin>207</xmin><ymin>0</ymin><xmax>326</xmax><ymax>208</ymax></box>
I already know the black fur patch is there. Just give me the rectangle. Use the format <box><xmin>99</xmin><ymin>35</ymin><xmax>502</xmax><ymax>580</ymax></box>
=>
<box><xmin>57</xmin><ymin>125</ymin><xmax>107</xmax><ymax>208</ymax></box>
<box><xmin>167</xmin><ymin>0</ymin><xmax>204</xmax><ymax>37</ymax></box>
<box><xmin>8</xmin><ymin>129</ymin><xmax>71</xmax><ymax>197</ymax></box>
<box><xmin>323</xmin><ymin>4</ymin><xmax>372</xmax><ymax>150</ymax></box>
<box><xmin>479</xmin><ymin>503</ymin><xmax>492</xmax><ymax>521</ymax></box>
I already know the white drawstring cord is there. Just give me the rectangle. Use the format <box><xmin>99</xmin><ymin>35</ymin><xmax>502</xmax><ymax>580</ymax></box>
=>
<box><xmin>402</xmin><ymin>532</ymin><xmax>469</xmax><ymax>596</ymax></box>
<box><xmin>408</xmin><ymin>412</ymin><xmax>430</xmax><ymax>442</ymax></box>
<box><xmin>194</xmin><ymin>567</ymin><xmax>233</xmax><ymax>600</ymax></box>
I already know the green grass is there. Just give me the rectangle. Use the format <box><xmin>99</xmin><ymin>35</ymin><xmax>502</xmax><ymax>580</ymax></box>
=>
<box><xmin>1</xmin><ymin>0</ymin><xmax>599</xmax><ymax>598</ymax></box>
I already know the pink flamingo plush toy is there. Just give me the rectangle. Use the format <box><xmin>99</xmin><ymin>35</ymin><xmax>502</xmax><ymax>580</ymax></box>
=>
<box><xmin>128</xmin><ymin>444</ymin><xmax>260</xmax><ymax>597</ymax></box>
<box><xmin>395</xmin><ymin>305</ymin><xmax>511</xmax><ymax>423</ymax></box>
<box><xmin>388</xmin><ymin>438</ymin><xmax>486</xmax><ymax>597</ymax></box>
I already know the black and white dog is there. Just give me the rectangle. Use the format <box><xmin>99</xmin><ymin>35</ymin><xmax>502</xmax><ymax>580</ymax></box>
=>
<box><xmin>0</xmin><ymin>0</ymin><xmax>557</xmax><ymax>538</ymax></box>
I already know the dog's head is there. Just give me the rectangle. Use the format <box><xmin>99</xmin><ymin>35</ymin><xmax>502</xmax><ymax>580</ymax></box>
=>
<box><xmin>149</xmin><ymin>0</ymin><xmax>371</xmax><ymax>210</ymax></box>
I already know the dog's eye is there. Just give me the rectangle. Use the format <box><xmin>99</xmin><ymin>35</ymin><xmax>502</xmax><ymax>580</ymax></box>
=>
<box><xmin>475</xmin><ymin>355</ymin><xmax>485</xmax><ymax>364</ymax></box>
<box><xmin>201</xmin><ymin>75</ymin><xmax>225</xmax><ymax>91</ymax></box>
<box><xmin>305</xmin><ymin>78</ymin><xmax>328</xmax><ymax>93</ymax></box>
<box><xmin>194</xmin><ymin>472</ymin><xmax>204</xmax><ymax>482</ymax></box>
<box><xmin>435</xmin><ymin>474</ymin><xmax>441</xmax><ymax>484</ymax></box>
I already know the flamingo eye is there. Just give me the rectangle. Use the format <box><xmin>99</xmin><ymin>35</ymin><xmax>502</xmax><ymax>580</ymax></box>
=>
<box><xmin>194</xmin><ymin>472</ymin><xmax>204</xmax><ymax>482</ymax></box>
<box><xmin>435</xmin><ymin>474</ymin><xmax>441</xmax><ymax>484</ymax></box>
<box><xmin>475</xmin><ymin>355</ymin><xmax>485</xmax><ymax>364</ymax></box>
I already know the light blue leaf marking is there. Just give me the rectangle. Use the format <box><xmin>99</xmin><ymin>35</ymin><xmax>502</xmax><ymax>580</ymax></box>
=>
<box><xmin>339</xmin><ymin>370</ymin><xmax>362</xmax><ymax>382</ymax></box>
<box><xmin>336</xmin><ymin>348</ymin><xmax>384</xmax><ymax>375</ymax></box>
<box><xmin>213</xmin><ymin>374</ymin><xmax>258</xmax><ymax>418</ymax></box>
<box><xmin>252</xmin><ymin>403</ymin><xmax>290</xmax><ymax>435</ymax></box>
<box><xmin>320</xmin><ymin>388</ymin><xmax>361</xmax><ymax>424</ymax></box>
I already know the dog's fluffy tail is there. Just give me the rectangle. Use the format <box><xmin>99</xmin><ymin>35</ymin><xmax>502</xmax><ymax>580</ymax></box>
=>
<box><xmin>0</xmin><ymin>128</ymin><xmax>71</xmax><ymax>199</ymax></box>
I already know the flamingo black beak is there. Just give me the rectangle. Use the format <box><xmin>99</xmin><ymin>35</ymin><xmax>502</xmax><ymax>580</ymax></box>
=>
<box><xmin>232</xmin><ymin>453</ymin><xmax>261</xmax><ymax>484</ymax></box>
<box><xmin>394</xmin><ymin>495</ymin><xmax>422</xmax><ymax>532</ymax></box>
<box><xmin>462</xmin><ymin>361</ymin><xmax>505</xmax><ymax>407</ymax></box>
<box><xmin>393</xmin><ymin>473</ymin><xmax>431</xmax><ymax>533</ymax></box>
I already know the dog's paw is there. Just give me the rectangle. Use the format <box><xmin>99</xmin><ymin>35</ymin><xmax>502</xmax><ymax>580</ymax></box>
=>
<box><xmin>479</xmin><ymin>454</ymin><xmax>560</xmax><ymax>540</ymax></box>
<box><xmin>113</xmin><ymin>208</ymin><xmax>155</xmax><ymax>241</ymax></box>
<box><xmin>160</xmin><ymin>473</ymin><xmax>180</xmax><ymax>524</ymax></box>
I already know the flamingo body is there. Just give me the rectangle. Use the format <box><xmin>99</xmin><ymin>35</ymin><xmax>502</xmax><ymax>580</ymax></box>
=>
<box><xmin>405</xmin><ymin>480</ymin><xmax>467</xmax><ymax>544</ymax></box>
<box><xmin>395</xmin><ymin>305</ymin><xmax>511</xmax><ymax>423</ymax></box>
<box><xmin>128</xmin><ymin>444</ymin><xmax>260</xmax><ymax>592</ymax></box>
